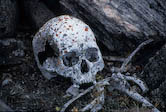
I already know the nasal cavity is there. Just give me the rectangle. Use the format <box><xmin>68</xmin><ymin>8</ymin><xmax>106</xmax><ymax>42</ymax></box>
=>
<box><xmin>81</xmin><ymin>60</ymin><xmax>89</xmax><ymax>74</ymax></box>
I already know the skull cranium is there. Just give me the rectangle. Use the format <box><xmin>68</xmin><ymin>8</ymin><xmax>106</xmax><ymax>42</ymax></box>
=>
<box><xmin>33</xmin><ymin>15</ymin><xmax>104</xmax><ymax>85</ymax></box>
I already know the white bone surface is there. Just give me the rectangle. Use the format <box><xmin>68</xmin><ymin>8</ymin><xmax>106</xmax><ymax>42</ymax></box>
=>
<box><xmin>33</xmin><ymin>15</ymin><xmax>104</xmax><ymax>85</ymax></box>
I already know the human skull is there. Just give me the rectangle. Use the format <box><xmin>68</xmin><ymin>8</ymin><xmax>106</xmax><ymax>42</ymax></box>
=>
<box><xmin>33</xmin><ymin>15</ymin><xmax>104</xmax><ymax>85</ymax></box>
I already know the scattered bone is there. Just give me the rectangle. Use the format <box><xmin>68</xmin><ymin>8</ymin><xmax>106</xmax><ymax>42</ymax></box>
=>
<box><xmin>125</xmin><ymin>75</ymin><xmax>148</xmax><ymax>93</ymax></box>
<box><xmin>108</xmin><ymin>73</ymin><xmax>160</xmax><ymax>112</ymax></box>
<box><xmin>61</xmin><ymin>78</ymin><xmax>110</xmax><ymax>112</ymax></box>
<box><xmin>120</xmin><ymin>39</ymin><xmax>154</xmax><ymax>71</ymax></box>
<box><xmin>103</xmin><ymin>56</ymin><xmax>125</xmax><ymax>62</ymax></box>
<box><xmin>60</xmin><ymin>85</ymin><xmax>94</xmax><ymax>112</ymax></box>
<box><xmin>61</xmin><ymin>39</ymin><xmax>160</xmax><ymax>112</ymax></box>
<box><xmin>32</xmin><ymin>16</ymin><xmax>159</xmax><ymax>111</ymax></box>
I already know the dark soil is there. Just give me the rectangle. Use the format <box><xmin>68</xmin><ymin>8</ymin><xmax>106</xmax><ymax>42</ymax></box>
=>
<box><xmin>0</xmin><ymin>28</ymin><xmax>159</xmax><ymax>112</ymax></box>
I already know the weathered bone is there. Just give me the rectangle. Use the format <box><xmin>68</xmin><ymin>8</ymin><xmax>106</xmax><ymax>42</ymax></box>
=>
<box><xmin>125</xmin><ymin>75</ymin><xmax>148</xmax><ymax>93</ymax></box>
<box><xmin>61</xmin><ymin>39</ymin><xmax>159</xmax><ymax>112</ymax></box>
<box><xmin>61</xmin><ymin>78</ymin><xmax>110</xmax><ymax>112</ymax></box>
<box><xmin>108</xmin><ymin>73</ymin><xmax>160</xmax><ymax>112</ymax></box>
<box><xmin>33</xmin><ymin>18</ymin><xmax>158</xmax><ymax>112</ymax></box>
<box><xmin>103</xmin><ymin>56</ymin><xmax>125</xmax><ymax>62</ymax></box>
<box><xmin>80</xmin><ymin>86</ymin><xmax>105</xmax><ymax>112</ymax></box>
<box><xmin>120</xmin><ymin>39</ymin><xmax>154</xmax><ymax>72</ymax></box>
<box><xmin>33</xmin><ymin>15</ymin><xmax>104</xmax><ymax>86</ymax></box>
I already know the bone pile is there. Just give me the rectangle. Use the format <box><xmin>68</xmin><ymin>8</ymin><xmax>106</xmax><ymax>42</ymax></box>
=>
<box><xmin>33</xmin><ymin>15</ymin><xmax>160</xmax><ymax>112</ymax></box>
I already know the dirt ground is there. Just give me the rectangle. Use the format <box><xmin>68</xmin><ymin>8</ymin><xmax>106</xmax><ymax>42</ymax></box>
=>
<box><xmin>0</xmin><ymin>24</ymin><xmax>162</xmax><ymax>112</ymax></box>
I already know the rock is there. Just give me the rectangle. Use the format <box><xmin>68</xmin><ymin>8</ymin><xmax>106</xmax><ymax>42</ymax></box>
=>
<box><xmin>42</xmin><ymin>0</ymin><xmax>63</xmax><ymax>16</ymax></box>
<box><xmin>139</xmin><ymin>44</ymin><xmax>166</xmax><ymax>110</ymax></box>
<box><xmin>0</xmin><ymin>99</ymin><xmax>13</xmax><ymax>111</ymax></box>
<box><xmin>0</xmin><ymin>39</ymin><xmax>25</xmax><ymax>72</ymax></box>
<box><xmin>60</xmin><ymin>0</ymin><xmax>166</xmax><ymax>54</ymax></box>
<box><xmin>23</xmin><ymin>0</ymin><xmax>55</xmax><ymax>29</ymax></box>
<box><xmin>0</xmin><ymin>0</ymin><xmax>18</xmax><ymax>38</ymax></box>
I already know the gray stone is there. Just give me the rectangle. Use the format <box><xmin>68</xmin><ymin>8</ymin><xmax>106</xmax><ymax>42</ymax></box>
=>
<box><xmin>0</xmin><ymin>39</ymin><xmax>25</xmax><ymax>68</ymax></box>
<box><xmin>140</xmin><ymin>44</ymin><xmax>166</xmax><ymax>110</ymax></box>
<box><xmin>23</xmin><ymin>0</ymin><xmax>55</xmax><ymax>29</ymax></box>
<box><xmin>60</xmin><ymin>0</ymin><xmax>166</xmax><ymax>54</ymax></box>
<box><xmin>0</xmin><ymin>0</ymin><xmax>18</xmax><ymax>38</ymax></box>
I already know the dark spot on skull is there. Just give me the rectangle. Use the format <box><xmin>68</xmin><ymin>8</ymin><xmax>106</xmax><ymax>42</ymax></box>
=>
<box><xmin>64</xmin><ymin>50</ymin><xmax>67</xmax><ymax>53</ymax></box>
<box><xmin>61</xmin><ymin>43</ymin><xmax>65</xmax><ymax>47</ymax></box>
<box><xmin>62</xmin><ymin>51</ymin><xmax>79</xmax><ymax>67</ymax></box>
<box><xmin>80</xmin><ymin>43</ymin><xmax>84</xmax><ymax>49</ymax></box>
<box><xmin>62</xmin><ymin>47</ymin><xmax>66</xmax><ymax>51</ymax></box>
<box><xmin>81</xmin><ymin>60</ymin><xmax>89</xmax><ymax>74</ymax></box>
<box><xmin>85</xmin><ymin>27</ymin><xmax>88</xmax><ymax>31</ymax></box>
<box><xmin>58</xmin><ymin>18</ymin><xmax>63</xmax><ymax>21</ymax></box>
<box><xmin>63</xmin><ymin>34</ymin><xmax>67</xmax><ymax>37</ymax></box>
<box><xmin>38</xmin><ymin>41</ymin><xmax>59</xmax><ymax>65</ymax></box>
<box><xmin>85</xmin><ymin>47</ymin><xmax>99</xmax><ymax>62</ymax></box>
<box><xmin>68</xmin><ymin>45</ymin><xmax>72</xmax><ymax>48</ymax></box>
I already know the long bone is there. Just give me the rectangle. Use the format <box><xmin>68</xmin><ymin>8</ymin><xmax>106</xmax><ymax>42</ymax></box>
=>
<box><xmin>107</xmin><ymin>38</ymin><xmax>160</xmax><ymax>112</ymax></box>
<box><xmin>61</xmin><ymin>78</ymin><xmax>110</xmax><ymax>112</ymax></box>
<box><xmin>105</xmin><ymin>39</ymin><xmax>154</xmax><ymax>73</ymax></box>
<box><xmin>61</xmin><ymin>73</ymin><xmax>157</xmax><ymax>112</ymax></box>
<box><xmin>120</xmin><ymin>39</ymin><xmax>153</xmax><ymax>71</ymax></box>
<box><xmin>125</xmin><ymin>75</ymin><xmax>148</xmax><ymax>93</ymax></box>
<box><xmin>108</xmin><ymin>73</ymin><xmax>160</xmax><ymax>112</ymax></box>
<box><xmin>60</xmin><ymin>38</ymin><xmax>159</xmax><ymax>112</ymax></box>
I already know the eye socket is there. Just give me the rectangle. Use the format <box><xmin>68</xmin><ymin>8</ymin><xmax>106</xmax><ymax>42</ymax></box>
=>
<box><xmin>63</xmin><ymin>51</ymin><xmax>79</xmax><ymax>67</ymax></box>
<box><xmin>38</xmin><ymin>41</ymin><xmax>58</xmax><ymax>65</ymax></box>
<box><xmin>85</xmin><ymin>47</ymin><xmax>99</xmax><ymax>62</ymax></box>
